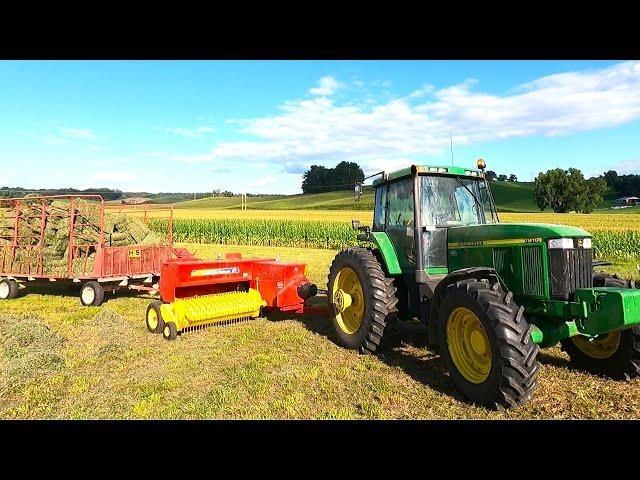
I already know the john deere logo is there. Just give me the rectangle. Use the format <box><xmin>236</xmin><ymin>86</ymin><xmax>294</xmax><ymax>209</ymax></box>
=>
<box><xmin>577</xmin><ymin>239</ymin><xmax>583</xmax><ymax>247</ymax></box>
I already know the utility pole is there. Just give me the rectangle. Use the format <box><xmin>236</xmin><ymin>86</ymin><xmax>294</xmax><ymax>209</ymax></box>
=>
<box><xmin>450</xmin><ymin>132</ymin><xmax>454</xmax><ymax>166</ymax></box>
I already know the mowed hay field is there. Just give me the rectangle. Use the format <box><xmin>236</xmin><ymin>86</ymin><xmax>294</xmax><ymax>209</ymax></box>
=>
<box><xmin>1</xmin><ymin>242</ymin><xmax>639</xmax><ymax>419</ymax></box>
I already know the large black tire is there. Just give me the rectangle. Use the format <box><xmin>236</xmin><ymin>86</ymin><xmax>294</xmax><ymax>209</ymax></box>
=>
<box><xmin>80</xmin><ymin>281</ymin><xmax>105</xmax><ymax>307</ymax></box>
<box><xmin>146</xmin><ymin>301</ymin><xmax>166</xmax><ymax>334</ymax></box>
<box><xmin>593</xmin><ymin>272</ymin><xmax>636</xmax><ymax>289</ymax></box>
<box><xmin>437</xmin><ymin>277</ymin><xmax>540</xmax><ymax>410</ymax></box>
<box><xmin>560</xmin><ymin>327</ymin><xmax>640</xmax><ymax>380</ymax></box>
<box><xmin>0</xmin><ymin>278</ymin><xmax>19</xmax><ymax>300</ymax></box>
<box><xmin>327</xmin><ymin>247</ymin><xmax>398</xmax><ymax>354</ymax></box>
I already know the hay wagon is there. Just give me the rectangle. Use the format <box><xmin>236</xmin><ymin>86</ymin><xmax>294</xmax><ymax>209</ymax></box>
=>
<box><xmin>0</xmin><ymin>195</ymin><xmax>185</xmax><ymax>306</ymax></box>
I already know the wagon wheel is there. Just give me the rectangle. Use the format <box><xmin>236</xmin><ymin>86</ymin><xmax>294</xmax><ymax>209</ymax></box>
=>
<box><xmin>80</xmin><ymin>281</ymin><xmax>105</xmax><ymax>307</ymax></box>
<box><xmin>0</xmin><ymin>278</ymin><xmax>19</xmax><ymax>300</ymax></box>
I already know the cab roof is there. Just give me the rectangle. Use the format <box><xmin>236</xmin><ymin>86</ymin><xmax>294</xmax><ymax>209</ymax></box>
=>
<box><xmin>372</xmin><ymin>165</ymin><xmax>484</xmax><ymax>186</ymax></box>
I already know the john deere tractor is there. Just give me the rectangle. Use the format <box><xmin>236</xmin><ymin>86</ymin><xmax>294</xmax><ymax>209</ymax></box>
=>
<box><xmin>327</xmin><ymin>160</ymin><xmax>640</xmax><ymax>410</ymax></box>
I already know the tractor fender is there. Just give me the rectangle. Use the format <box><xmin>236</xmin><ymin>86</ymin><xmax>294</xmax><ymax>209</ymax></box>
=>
<box><xmin>369</xmin><ymin>231</ymin><xmax>402</xmax><ymax>275</ymax></box>
<box><xmin>427</xmin><ymin>267</ymin><xmax>506</xmax><ymax>347</ymax></box>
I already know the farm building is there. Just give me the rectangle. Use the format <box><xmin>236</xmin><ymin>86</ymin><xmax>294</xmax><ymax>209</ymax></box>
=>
<box><xmin>613</xmin><ymin>196</ymin><xmax>640</xmax><ymax>206</ymax></box>
<box><xmin>120</xmin><ymin>197</ymin><xmax>152</xmax><ymax>205</ymax></box>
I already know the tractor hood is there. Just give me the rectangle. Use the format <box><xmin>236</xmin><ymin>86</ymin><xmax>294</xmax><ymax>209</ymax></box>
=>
<box><xmin>447</xmin><ymin>223</ymin><xmax>592</xmax><ymax>245</ymax></box>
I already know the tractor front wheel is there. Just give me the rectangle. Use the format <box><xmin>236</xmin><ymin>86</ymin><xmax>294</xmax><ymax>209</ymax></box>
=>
<box><xmin>327</xmin><ymin>247</ymin><xmax>398</xmax><ymax>354</ymax></box>
<box><xmin>561</xmin><ymin>327</ymin><xmax>640</xmax><ymax>380</ymax></box>
<box><xmin>437</xmin><ymin>277</ymin><xmax>540</xmax><ymax>410</ymax></box>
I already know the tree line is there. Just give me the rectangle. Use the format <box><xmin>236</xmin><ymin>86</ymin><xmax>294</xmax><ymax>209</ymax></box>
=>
<box><xmin>485</xmin><ymin>171</ymin><xmax>518</xmax><ymax>182</ymax></box>
<box><xmin>302</xmin><ymin>161</ymin><xmax>365</xmax><ymax>194</ymax></box>
<box><xmin>602</xmin><ymin>170</ymin><xmax>640</xmax><ymax>198</ymax></box>
<box><xmin>0</xmin><ymin>187</ymin><xmax>280</xmax><ymax>201</ymax></box>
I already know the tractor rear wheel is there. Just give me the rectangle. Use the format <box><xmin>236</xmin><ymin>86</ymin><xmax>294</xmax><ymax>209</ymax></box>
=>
<box><xmin>327</xmin><ymin>247</ymin><xmax>398</xmax><ymax>354</ymax></box>
<box><xmin>593</xmin><ymin>272</ymin><xmax>636</xmax><ymax>289</ymax></box>
<box><xmin>560</xmin><ymin>327</ymin><xmax>640</xmax><ymax>380</ymax></box>
<box><xmin>437</xmin><ymin>277</ymin><xmax>540</xmax><ymax>410</ymax></box>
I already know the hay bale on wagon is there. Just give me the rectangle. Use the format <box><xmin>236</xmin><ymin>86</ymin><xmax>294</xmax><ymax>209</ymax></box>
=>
<box><xmin>0</xmin><ymin>199</ymin><xmax>165</xmax><ymax>276</ymax></box>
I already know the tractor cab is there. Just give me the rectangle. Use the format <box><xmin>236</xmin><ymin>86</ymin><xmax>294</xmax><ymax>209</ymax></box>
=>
<box><xmin>370</xmin><ymin>162</ymin><xmax>498</xmax><ymax>276</ymax></box>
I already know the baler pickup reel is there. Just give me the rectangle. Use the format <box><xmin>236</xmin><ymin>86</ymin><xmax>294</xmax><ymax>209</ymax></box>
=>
<box><xmin>145</xmin><ymin>252</ymin><xmax>318</xmax><ymax>340</ymax></box>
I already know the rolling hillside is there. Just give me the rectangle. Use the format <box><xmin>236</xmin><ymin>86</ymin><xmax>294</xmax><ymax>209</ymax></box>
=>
<box><xmin>179</xmin><ymin>183</ymin><xmax>538</xmax><ymax>212</ymax></box>
<box><xmin>176</xmin><ymin>181</ymin><xmax>629</xmax><ymax>213</ymax></box>
<box><xmin>177</xmin><ymin>189</ymin><xmax>376</xmax><ymax>211</ymax></box>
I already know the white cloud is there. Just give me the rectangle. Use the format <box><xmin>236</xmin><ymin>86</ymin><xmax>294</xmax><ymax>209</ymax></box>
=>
<box><xmin>144</xmin><ymin>151</ymin><xmax>214</xmax><ymax>163</ymax></box>
<box><xmin>44</xmin><ymin>136</ymin><xmax>70</xmax><ymax>145</ymax></box>
<box><xmin>609</xmin><ymin>159</ymin><xmax>640</xmax><ymax>175</ymax></box>
<box><xmin>309</xmin><ymin>76</ymin><xmax>340</xmax><ymax>96</ymax></box>
<box><xmin>91</xmin><ymin>171</ymin><xmax>137</xmax><ymax>183</ymax></box>
<box><xmin>248</xmin><ymin>176</ymin><xmax>278</xmax><ymax>188</ymax></box>
<box><xmin>199</xmin><ymin>61</ymin><xmax>640</xmax><ymax>175</ymax></box>
<box><xmin>164</xmin><ymin>126</ymin><xmax>215</xmax><ymax>137</ymax></box>
<box><xmin>61</xmin><ymin>127</ymin><xmax>98</xmax><ymax>140</ymax></box>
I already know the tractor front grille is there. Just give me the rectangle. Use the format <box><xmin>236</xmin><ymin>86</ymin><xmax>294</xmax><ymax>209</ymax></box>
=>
<box><xmin>522</xmin><ymin>247</ymin><xmax>545</xmax><ymax>297</ymax></box>
<box><xmin>549</xmin><ymin>248</ymin><xmax>593</xmax><ymax>300</ymax></box>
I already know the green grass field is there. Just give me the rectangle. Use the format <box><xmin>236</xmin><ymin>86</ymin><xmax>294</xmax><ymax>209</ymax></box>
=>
<box><xmin>178</xmin><ymin>190</ymin><xmax>375</xmax><ymax>211</ymax></box>
<box><xmin>1</xmin><ymin>243</ymin><xmax>638</xmax><ymax>419</ymax></box>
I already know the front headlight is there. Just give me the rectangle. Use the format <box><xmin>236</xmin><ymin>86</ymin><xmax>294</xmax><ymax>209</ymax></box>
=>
<box><xmin>582</xmin><ymin>238</ymin><xmax>592</xmax><ymax>249</ymax></box>
<box><xmin>548</xmin><ymin>238</ymin><xmax>574</xmax><ymax>249</ymax></box>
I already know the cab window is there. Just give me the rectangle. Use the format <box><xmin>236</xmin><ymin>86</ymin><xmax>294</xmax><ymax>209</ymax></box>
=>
<box><xmin>373</xmin><ymin>185</ymin><xmax>387</xmax><ymax>231</ymax></box>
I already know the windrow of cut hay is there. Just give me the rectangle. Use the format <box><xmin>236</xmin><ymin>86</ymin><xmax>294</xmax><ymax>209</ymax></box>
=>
<box><xmin>0</xmin><ymin>197</ymin><xmax>164</xmax><ymax>276</ymax></box>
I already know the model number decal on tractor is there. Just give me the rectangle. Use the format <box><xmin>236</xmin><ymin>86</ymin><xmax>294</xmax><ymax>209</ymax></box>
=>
<box><xmin>191</xmin><ymin>267</ymin><xmax>240</xmax><ymax>277</ymax></box>
<box><xmin>129</xmin><ymin>248</ymin><xmax>141</xmax><ymax>258</ymax></box>
<box><xmin>449</xmin><ymin>238</ymin><xmax>544</xmax><ymax>248</ymax></box>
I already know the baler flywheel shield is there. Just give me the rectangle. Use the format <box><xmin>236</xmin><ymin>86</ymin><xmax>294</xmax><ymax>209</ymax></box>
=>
<box><xmin>159</xmin><ymin>289</ymin><xmax>266</xmax><ymax>335</ymax></box>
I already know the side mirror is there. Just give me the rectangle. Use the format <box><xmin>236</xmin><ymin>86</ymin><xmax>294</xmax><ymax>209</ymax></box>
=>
<box><xmin>354</xmin><ymin>182</ymin><xmax>363</xmax><ymax>202</ymax></box>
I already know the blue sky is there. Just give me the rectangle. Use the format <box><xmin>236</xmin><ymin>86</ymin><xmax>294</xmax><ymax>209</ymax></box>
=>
<box><xmin>1</xmin><ymin>60</ymin><xmax>639</xmax><ymax>194</ymax></box>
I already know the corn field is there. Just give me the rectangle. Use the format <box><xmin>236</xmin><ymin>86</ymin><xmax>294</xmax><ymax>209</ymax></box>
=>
<box><xmin>148</xmin><ymin>217</ymin><xmax>640</xmax><ymax>259</ymax></box>
<box><xmin>150</xmin><ymin>218</ymin><xmax>358</xmax><ymax>249</ymax></box>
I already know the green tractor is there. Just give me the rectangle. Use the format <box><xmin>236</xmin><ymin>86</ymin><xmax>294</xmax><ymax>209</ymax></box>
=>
<box><xmin>327</xmin><ymin>160</ymin><xmax>640</xmax><ymax>410</ymax></box>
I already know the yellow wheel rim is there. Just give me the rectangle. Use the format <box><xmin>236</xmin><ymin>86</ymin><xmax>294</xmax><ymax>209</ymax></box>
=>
<box><xmin>332</xmin><ymin>267</ymin><xmax>365</xmax><ymax>334</ymax></box>
<box><xmin>147</xmin><ymin>309</ymin><xmax>158</xmax><ymax>330</ymax></box>
<box><xmin>164</xmin><ymin>326</ymin><xmax>171</xmax><ymax>337</ymax></box>
<box><xmin>447</xmin><ymin>307</ymin><xmax>492</xmax><ymax>384</ymax></box>
<box><xmin>571</xmin><ymin>331</ymin><xmax>621</xmax><ymax>360</ymax></box>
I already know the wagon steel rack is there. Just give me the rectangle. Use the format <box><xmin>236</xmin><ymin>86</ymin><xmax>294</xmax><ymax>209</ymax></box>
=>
<box><xmin>0</xmin><ymin>194</ymin><xmax>185</xmax><ymax>306</ymax></box>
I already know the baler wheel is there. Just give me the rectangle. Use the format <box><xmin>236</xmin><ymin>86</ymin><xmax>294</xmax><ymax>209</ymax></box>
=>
<box><xmin>436</xmin><ymin>277</ymin><xmax>540</xmax><ymax>410</ymax></box>
<box><xmin>146</xmin><ymin>301</ymin><xmax>166</xmax><ymax>334</ymax></box>
<box><xmin>327</xmin><ymin>247</ymin><xmax>398</xmax><ymax>354</ymax></box>
<box><xmin>0</xmin><ymin>278</ymin><xmax>19</xmax><ymax>300</ymax></box>
<box><xmin>163</xmin><ymin>322</ymin><xmax>178</xmax><ymax>341</ymax></box>
<box><xmin>561</xmin><ymin>327</ymin><xmax>640</xmax><ymax>380</ymax></box>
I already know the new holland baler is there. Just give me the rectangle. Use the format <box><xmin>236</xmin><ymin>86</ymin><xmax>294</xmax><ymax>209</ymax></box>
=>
<box><xmin>145</xmin><ymin>252</ymin><xmax>318</xmax><ymax>340</ymax></box>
